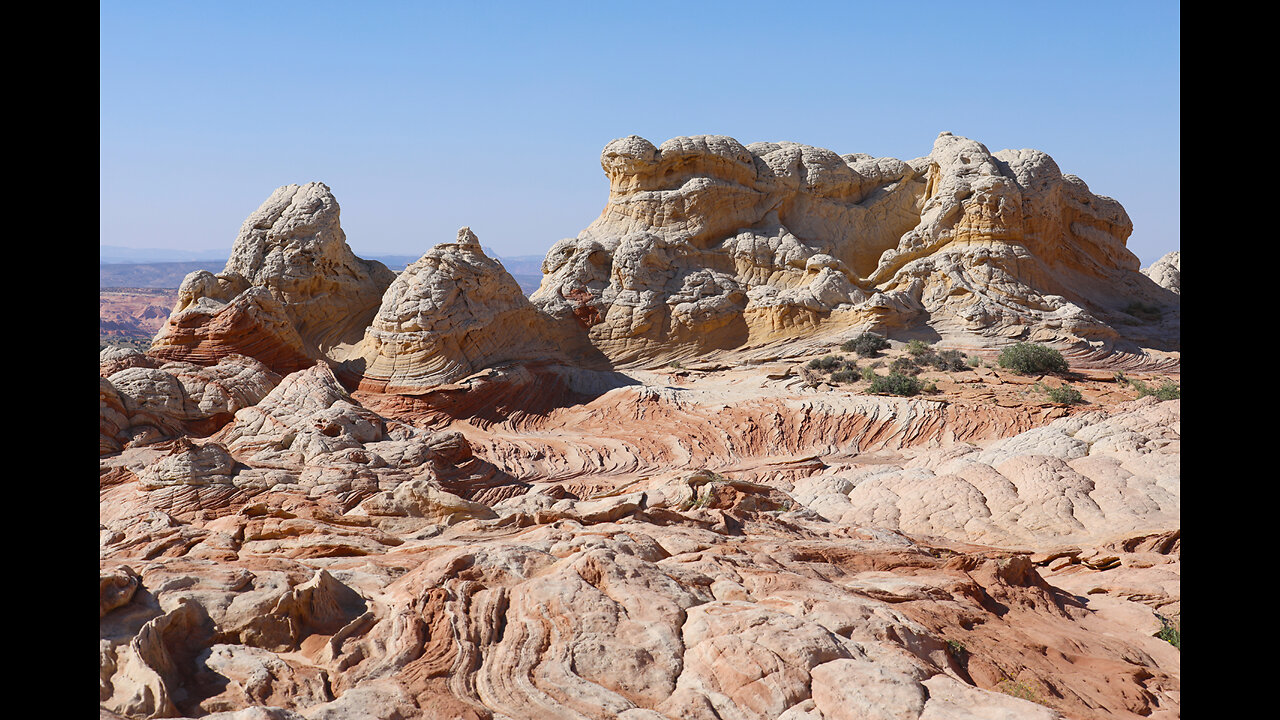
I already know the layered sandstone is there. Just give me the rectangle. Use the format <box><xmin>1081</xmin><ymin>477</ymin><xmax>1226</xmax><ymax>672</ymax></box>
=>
<box><xmin>100</xmin><ymin>351</ymin><xmax>281</xmax><ymax>454</ymax></box>
<box><xmin>102</xmin><ymin>133</ymin><xmax>1180</xmax><ymax>720</ymax></box>
<box><xmin>345</xmin><ymin>228</ymin><xmax>585</xmax><ymax>394</ymax></box>
<box><xmin>149</xmin><ymin>183</ymin><xmax>396</xmax><ymax>373</ymax></box>
<box><xmin>102</xmin><ymin>350</ymin><xmax>1181</xmax><ymax>719</ymax></box>
<box><xmin>533</xmin><ymin>133</ymin><xmax>1179</xmax><ymax>366</ymax></box>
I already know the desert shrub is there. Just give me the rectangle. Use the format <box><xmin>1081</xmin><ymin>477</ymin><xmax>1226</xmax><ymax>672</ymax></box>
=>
<box><xmin>860</xmin><ymin>366</ymin><xmax>878</xmax><ymax>382</ymax></box>
<box><xmin>842</xmin><ymin>333</ymin><xmax>889</xmax><ymax>357</ymax></box>
<box><xmin>998</xmin><ymin>343</ymin><xmax>1069</xmax><ymax>375</ymax></box>
<box><xmin>932</xmin><ymin>349</ymin><xmax>967</xmax><ymax>372</ymax></box>
<box><xmin>807</xmin><ymin>354</ymin><xmax>845</xmax><ymax>371</ymax></box>
<box><xmin>869</xmin><ymin>372</ymin><xmax>923</xmax><ymax>396</ymax></box>
<box><xmin>890</xmin><ymin>357</ymin><xmax>922</xmax><ymax>376</ymax></box>
<box><xmin>922</xmin><ymin>380</ymin><xmax>939</xmax><ymax>394</ymax></box>
<box><xmin>1132</xmin><ymin>379</ymin><xmax>1180</xmax><ymax>401</ymax></box>
<box><xmin>967</xmin><ymin>355</ymin><xmax>982</xmax><ymax>367</ymax></box>
<box><xmin>829</xmin><ymin>369</ymin><xmax>861</xmax><ymax>384</ymax></box>
<box><xmin>1046</xmin><ymin>384</ymin><xmax>1084</xmax><ymax>405</ymax></box>
<box><xmin>905</xmin><ymin>339</ymin><xmax>932</xmax><ymax>357</ymax></box>
<box><xmin>668</xmin><ymin>360</ymin><xmax>683</xmax><ymax>369</ymax></box>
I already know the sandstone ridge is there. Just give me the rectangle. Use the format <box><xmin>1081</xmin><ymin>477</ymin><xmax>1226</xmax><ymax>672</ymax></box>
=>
<box><xmin>532</xmin><ymin>132</ymin><xmax>1178</xmax><ymax>367</ymax></box>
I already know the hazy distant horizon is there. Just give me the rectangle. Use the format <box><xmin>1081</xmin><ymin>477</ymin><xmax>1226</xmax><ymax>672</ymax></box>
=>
<box><xmin>101</xmin><ymin>2</ymin><xmax>1179</xmax><ymax>267</ymax></box>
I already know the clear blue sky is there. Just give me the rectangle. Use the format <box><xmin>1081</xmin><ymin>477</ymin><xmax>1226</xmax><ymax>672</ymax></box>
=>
<box><xmin>101</xmin><ymin>1</ymin><xmax>1179</xmax><ymax>266</ymax></box>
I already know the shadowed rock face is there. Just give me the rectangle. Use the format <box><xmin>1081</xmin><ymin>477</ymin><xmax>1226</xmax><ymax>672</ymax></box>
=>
<box><xmin>533</xmin><ymin>132</ymin><xmax>1179</xmax><ymax>365</ymax></box>
<box><xmin>149</xmin><ymin>182</ymin><xmax>396</xmax><ymax>373</ymax></box>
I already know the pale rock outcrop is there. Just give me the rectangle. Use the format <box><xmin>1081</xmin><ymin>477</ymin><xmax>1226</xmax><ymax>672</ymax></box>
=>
<box><xmin>149</xmin><ymin>287</ymin><xmax>315</xmax><ymax>375</ymax></box>
<box><xmin>150</xmin><ymin>182</ymin><xmax>395</xmax><ymax>371</ymax></box>
<box><xmin>208</xmin><ymin>362</ymin><xmax>509</xmax><ymax>509</ymax></box>
<box><xmin>532</xmin><ymin>132</ymin><xmax>1178</xmax><ymax>365</ymax></box>
<box><xmin>1143</xmin><ymin>250</ymin><xmax>1180</xmax><ymax>294</ymax></box>
<box><xmin>101</xmin><ymin>355</ymin><xmax>281</xmax><ymax>454</ymax></box>
<box><xmin>790</xmin><ymin>397</ymin><xmax>1179</xmax><ymax>548</ymax></box>
<box><xmin>347</xmin><ymin>227</ymin><xmax>573</xmax><ymax>393</ymax></box>
<box><xmin>100</xmin><ymin>488</ymin><xmax>1176</xmax><ymax>719</ymax></box>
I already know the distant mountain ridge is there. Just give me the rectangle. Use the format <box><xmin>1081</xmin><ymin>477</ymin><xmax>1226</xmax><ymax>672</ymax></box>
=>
<box><xmin>100</xmin><ymin>250</ymin><xmax>547</xmax><ymax>294</ymax></box>
<box><xmin>100</xmin><ymin>245</ymin><xmax>232</xmax><ymax>264</ymax></box>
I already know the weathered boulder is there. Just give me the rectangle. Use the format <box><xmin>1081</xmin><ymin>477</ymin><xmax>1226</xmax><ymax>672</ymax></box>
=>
<box><xmin>150</xmin><ymin>182</ymin><xmax>395</xmax><ymax>372</ymax></box>
<box><xmin>1143</xmin><ymin>250</ymin><xmax>1180</xmax><ymax>295</ymax></box>
<box><xmin>346</xmin><ymin>227</ymin><xmax>574</xmax><ymax>393</ymax></box>
<box><xmin>101</xmin><ymin>354</ymin><xmax>281</xmax><ymax>454</ymax></box>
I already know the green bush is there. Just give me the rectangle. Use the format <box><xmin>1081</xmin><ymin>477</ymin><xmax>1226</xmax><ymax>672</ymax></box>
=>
<box><xmin>807</xmin><ymin>355</ymin><xmax>845</xmax><ymax>371</ymax></box>
<box><xmin>905</xmin><ymin>339</ymin><xmax>932</xmax><ymax>357</ymax></box>
<box><xmin>869</xmin><ymin>372</ymin><xmax>923</xmax><ymax>396</ymax></box>
<box><xmin>1046</xmin><ymin>384</ymin><xmax>1084</xmax><ymax>405</ymax></box>
<box><xmin>842</xmin><ymin>333</ymin><xmax>890</xmax><ymax>357</ymax></box>
<box><xmin>890</xmin><ymin>357</ymin><xmax>922</xmax><ymax>376</ymax></box>
<box><xmin>967</xmin><ymin>355</ymin><xmax>982</xmax><ymax>367</ymax></box>
<box><xmin>830</xmin><ymin>369</ymin><xmax>861</xmax><ymax>384</ymax></box>
<box><xmin>861</xmin><ymin>366</ymin><xmax>878</xmax><ymax>382</ymax></box>
<box><xmin>998</xmin><ymin>343</ymin><xmax>1069</xmax><ymax>375</ymax></box>
<box><xmin>1154</xmin><ymin>613</ymin><xmax>1180</xmax><ymax>650</ymax></box>
<box><xmin>1132</xmin><ymin>379</ymin><xmax>1180</xmax><ymax>401</ymax></box>
<box><xmin>933</xmin><ymin>349</ymin><xmax>967</xmax><ymax>372</ymax></box>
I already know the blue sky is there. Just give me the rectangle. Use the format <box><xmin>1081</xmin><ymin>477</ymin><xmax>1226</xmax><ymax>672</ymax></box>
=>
<box><xmin>101</xmin><ymin>1</ymin><xmax>1179</xmax><ymax>266</ymax></box>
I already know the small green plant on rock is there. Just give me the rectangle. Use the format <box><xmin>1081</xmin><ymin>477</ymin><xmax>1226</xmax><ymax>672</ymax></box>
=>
<box><xmin>945</xmin><ymin>639</ymin><xmax>968</xmax><ymax>665</ymax></box>
<box><xmin>996</xmin><ymin>678</ymin><xmax>1048</xmax><ymax>706</ymax></box>
<box><xmin>998</xmin><ymin>343</ymin><xmax>1069</xmax><ymax>375</ymax></box>
<box><xmin>1154</xmin><ymin>612</ymin><xmax>1180</xmax><ymax>650</ymax></box>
